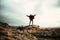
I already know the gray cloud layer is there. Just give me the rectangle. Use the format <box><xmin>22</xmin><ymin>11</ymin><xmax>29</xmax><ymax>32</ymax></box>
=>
<box><xmin>0</xmin><ymin>0</ymin><xmax>60</xmax><ymax>28</ymax></box>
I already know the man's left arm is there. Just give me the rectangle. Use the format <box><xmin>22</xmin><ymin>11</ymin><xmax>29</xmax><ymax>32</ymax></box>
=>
<box><xmin>34</xmin><ymin>14</ymin><xmax>36</xmax><ymax>16</ymax></box>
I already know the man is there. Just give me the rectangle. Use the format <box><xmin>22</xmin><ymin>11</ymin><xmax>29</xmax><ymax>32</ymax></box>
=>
<box><xmin>26</xmin><ymin>14</ymin><xmax>36</xmax><ymax>25</ymax></box>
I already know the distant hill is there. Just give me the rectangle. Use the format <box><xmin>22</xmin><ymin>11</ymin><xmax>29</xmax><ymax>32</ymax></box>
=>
<box><xmin>0</xmin><ymin>22</ymin><xmax>60</xmax><ymax>40</ymax></box>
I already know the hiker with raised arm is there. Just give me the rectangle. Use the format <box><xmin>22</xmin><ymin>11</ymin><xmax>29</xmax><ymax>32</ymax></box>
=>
<box><xmin>26</xmin><ymin>14</ymin><xmax>36</xmax><ymax>26</ymax></box>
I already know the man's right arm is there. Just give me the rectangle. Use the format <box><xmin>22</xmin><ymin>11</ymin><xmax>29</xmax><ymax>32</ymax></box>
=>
<box><xmin>26</xmin><ymin>15</ymin><xmax>29</xmax><ymax>17</ymax></box>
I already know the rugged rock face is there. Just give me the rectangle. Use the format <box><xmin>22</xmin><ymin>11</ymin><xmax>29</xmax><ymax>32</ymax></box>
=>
<box><xmin>0</xmin><ymin>22</ymin><xmax>60</xmax><ymax>40</ymax></box>
<box><xmin>0</xmin><ymin>22</ymin><xmax>38</xmax><ymax>40</ymax></box>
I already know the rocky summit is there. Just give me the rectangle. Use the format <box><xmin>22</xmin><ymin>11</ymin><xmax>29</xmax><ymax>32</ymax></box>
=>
<box><xmin>0</xmin><ymin>22</ymin><xmax>60</xmax><ymax>40</ymax></box>
<box><xmin>0</xmin><ymin>22</ymin><xmax>38</xmax><ymax>40</ymax></box>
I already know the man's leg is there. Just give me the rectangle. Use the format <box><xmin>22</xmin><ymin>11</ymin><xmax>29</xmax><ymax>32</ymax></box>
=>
<box><xmin>32</xmin><ymin>20</ymin><xmax>33</xmax><ymax>26</ymax></box>
<box><xmin>29</xmin><ymin>20</ymin><xmax>31</xmax><ymax>25</ymax></box>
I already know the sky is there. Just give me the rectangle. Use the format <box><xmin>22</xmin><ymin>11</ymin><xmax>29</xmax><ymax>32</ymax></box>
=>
<box><xmin>0</xmin><ymin>0</ymin><xmax>60</xmax><ymax>28</ymax></box>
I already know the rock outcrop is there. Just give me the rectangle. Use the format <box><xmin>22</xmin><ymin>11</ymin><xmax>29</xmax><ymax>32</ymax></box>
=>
<box><xmin>0</xmin><ymin>22</ymin><xmax>38</xmax><ymax>40</ymax></box>
<box><xmin>0</xmin><ymin>22</ymin><xmax>60</xmax><ymax>40</ymax></box>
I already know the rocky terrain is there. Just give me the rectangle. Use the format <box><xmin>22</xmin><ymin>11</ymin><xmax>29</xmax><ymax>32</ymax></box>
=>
<box><xmin>0</xmin><ymin>22</ymin><xmax>60</xmax><ymax>40</ymax></box>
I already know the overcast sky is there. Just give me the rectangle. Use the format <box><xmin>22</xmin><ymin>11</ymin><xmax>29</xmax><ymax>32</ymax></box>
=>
<box><xmin>0</xmin><ymin>0</ymin><xmax>60</xmax><ymax>28</ymax></box>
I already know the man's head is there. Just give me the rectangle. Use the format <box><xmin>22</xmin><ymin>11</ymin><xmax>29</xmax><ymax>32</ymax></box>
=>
<box><xmin>30</xmin><ymin>14</ymin><xmax>33</xmax><ymax>15</ymax></box>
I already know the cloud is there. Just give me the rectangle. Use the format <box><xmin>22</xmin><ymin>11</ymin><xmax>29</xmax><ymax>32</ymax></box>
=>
<box><xmin>0</xmin><ymin>0</ymin><xmax>60</xmax><ymax>28</ymax></box>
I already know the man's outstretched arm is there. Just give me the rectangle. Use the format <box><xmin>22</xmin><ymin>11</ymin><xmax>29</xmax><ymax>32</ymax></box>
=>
<box><xmin>26</xmin><ymin>15</ymin><xmax>29</xmax><ymax>17</ymax></box>
<box><xmin>34</xmin><ymin>14</ymin><xmax>36</xmax><ymax>16</ymax></box>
